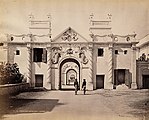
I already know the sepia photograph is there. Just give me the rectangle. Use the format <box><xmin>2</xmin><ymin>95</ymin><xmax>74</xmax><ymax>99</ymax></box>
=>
<box><xmin>0</xmin><ymin>0</ymin><xmax>148</xmax><ymax>120</ymax></box>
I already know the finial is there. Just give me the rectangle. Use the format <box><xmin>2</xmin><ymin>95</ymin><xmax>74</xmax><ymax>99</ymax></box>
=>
<box><xmin>29</xmin><ymin>13</ymin><xmax>34</xmax><ymax>20</ymax></box>
<box><xmin>107</xmin><ymin>14</ymin><xmax>112</xmax><ymax>19</ymax></box>
<box><xmin>47</xmin><ymin>14</ymin><xmax>51</xmax><ymax>19</ymax></box>
<box><xmin>89</xmin><ymin>13</ymin><xmax>94</xmax><ymax>19</ymax></box>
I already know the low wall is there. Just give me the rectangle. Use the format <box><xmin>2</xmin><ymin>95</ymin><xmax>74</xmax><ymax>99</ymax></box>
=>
<box><xmin>0</xmin><ymin>83</ymin><xmax>29</xmax><ymax>96</ymax></box>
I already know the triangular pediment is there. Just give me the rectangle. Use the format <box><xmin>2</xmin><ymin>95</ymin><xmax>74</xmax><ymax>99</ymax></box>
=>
<box><xmin>52</xmin><ymin>27</ymin><xmax>90</xmax><ymax>43</ymax></box>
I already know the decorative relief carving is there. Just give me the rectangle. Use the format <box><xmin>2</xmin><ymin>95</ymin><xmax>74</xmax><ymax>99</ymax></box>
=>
<box><xmin>61</xmin><ymin>28</ymin><xmax>78</xmax><ymax>41</ymax></box>
<box><xmin>51</xmin><ymin>44</ymin><xmax>89</xmax><ymax>65</ymax></box>
<box><xmin>79</xmin><ymin>47</ymin><xmax>88</xmax><ymax>64</ymax></box>
<box><xmin>62</xmin><ymin>64</ymin><xmax>70</xmax><ymax>71</ymax></box>
<box><xmin>88</xmin><ymin>44</ymin><xmax>93</xmax><ymax>50</ymax></box>
<box><xmin>66</xmin><ymin>48</ymin><xmax>73</xmax><ymax>54</ymax></box>
<box><xmin>51</xmin><ymin>47</ymin><xmax>62</xmax><ymax>64</ymax></box>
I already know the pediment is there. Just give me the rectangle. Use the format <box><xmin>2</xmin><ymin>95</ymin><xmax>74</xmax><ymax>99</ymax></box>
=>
<box><xmin>52</xmin><ymin>27</ymin><xmax>89</xmax><ymax>43</ymax></box>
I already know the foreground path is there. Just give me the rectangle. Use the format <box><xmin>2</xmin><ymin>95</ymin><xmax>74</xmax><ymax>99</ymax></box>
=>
<box><xmin>1</xmin><ymin>90</ymin><xmax>148</xmax><ymax>120</ymax></box>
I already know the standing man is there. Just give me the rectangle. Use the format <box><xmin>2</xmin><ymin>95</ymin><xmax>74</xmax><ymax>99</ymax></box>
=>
<box><xmin>82</xmin><ymin>79</ymin><xmax>86</xmax><ymax>95</ymax></box>
<box><xmin>74</xmin><ymin>79</ymin><xmax>79</xmax><ymax>95</ymax></box>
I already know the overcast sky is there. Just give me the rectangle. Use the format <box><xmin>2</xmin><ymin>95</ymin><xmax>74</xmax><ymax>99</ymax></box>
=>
<box><xmin>0</xmin><ymin>0</ymin><xmax>148</xmax><ymax>40</ymax></box>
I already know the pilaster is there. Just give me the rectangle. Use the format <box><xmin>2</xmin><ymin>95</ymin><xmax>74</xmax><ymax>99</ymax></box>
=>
<box><xmin>46</xmin><ymin>46</ymin><xmax>52</xmax><ymax>90</ymax></box>
<box><xmin>92</xmin><ymin>44</ymin><xmax>97</xmax><ymax>90</ymax></box>
<box><xmin>131</xmin><ymin>45</ymin><xmax>137</xmax><ymax>89</ymax></box>
<box><xmin>106</xmin><ymin>44</ymin><xmax>114</xmax><ymax>89</ymax></box>
<box><xmin>87</xmin><ymin>44</ymin><xmax>93</xmax><ymax>90</ymax></box>
<box><xmin>26</xmin><ymin>44</ymin><xmax>32</xmax><ymax>86</ymax></box>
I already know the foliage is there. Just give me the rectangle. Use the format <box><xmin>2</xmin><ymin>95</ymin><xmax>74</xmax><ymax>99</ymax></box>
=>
<box><xmin>0</xmin><ymin>63</ymin><xmax>24</xmax><ymax>85</ymax></box>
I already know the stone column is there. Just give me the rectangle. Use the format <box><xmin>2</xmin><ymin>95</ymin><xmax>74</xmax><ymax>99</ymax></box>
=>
<box><xmin>26</xmin><ymin>44</ymin><xmax>32</xmax><ymax>86</ymax></box>
<box><xmin>46</xmin><ymin>46</ymin><xmax>52</xmax><ymax>90</ymax></box>
<box><xmin>107</xmin><ymin>44</ymin><xmax>114</xmax><ymax>89</ymax></box>
<box><xmin>131</xmin><ymin>45</ymin><xmax>137</xmax><ymax>89</ymax></box>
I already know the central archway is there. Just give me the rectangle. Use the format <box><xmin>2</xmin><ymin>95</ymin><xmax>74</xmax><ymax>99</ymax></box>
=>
<box><xmin>59</xmin><ymin>58</ymin><xmax>80</xmax><ymax>90</ymax></box>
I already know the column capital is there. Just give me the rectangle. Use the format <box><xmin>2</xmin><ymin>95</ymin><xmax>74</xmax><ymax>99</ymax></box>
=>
<box><xmin>131</xmin><ymin>44</ymin><xmax>137</xmax><ymax>50</ymax></box>
<box><xmin>88</xmin><ymin>44</ymin><xmax>93</xmax><ymax>51</ymax></box>
<box><xmin>108</xmin><ymin>43</ymin><xmax>114</xmax><ymax>49</ymax></box>
<box><xmin>3</xmin><ymin>43</ymin><xmax>8</xmax><ymax>49</ymax></box>
<box><xmin>46</xmin><ymin>44</ymin><xmax>51</xmax><ymax>48</ymax></box>
<box><xmin>27</xmin><ymin>43</ymin><xmax>31</xmax><ymax>48</ymax></box>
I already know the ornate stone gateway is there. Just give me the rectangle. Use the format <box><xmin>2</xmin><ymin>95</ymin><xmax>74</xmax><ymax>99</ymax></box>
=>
<box><xmin>49</xmin><ymin>27</ymin><xmax>93</xmax><ymax>90</ymax></box>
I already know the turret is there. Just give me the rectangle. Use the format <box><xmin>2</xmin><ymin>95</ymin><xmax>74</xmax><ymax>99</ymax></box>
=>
<box><xmin>89</xmin><ymin>14</ymin><xmax>112</xmax><ymax>35</ymax></box>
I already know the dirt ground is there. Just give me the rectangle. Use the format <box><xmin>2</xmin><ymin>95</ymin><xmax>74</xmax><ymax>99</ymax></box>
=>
<box><xmin>0</xmin><ymin>89</ymin><xmax>149</xmax><ymax>120</ymax></box>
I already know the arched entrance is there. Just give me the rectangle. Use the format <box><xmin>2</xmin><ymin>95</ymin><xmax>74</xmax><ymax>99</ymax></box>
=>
<box><xmin>59</xmin><ymin>58</ymin><xmax>80</xmax><ymax>90</ymax></box>
<box><xmin>141</xmin><ymin>68</ymin><xmax>149</xmax><ymax>89</ymax></box>
<box><xmin>66</xmin><ymin>69</ymin><xmax>77</xmax><ymax>85</ymax></box>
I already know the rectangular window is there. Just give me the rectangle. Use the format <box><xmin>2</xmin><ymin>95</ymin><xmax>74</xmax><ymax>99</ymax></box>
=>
<box><xmin>33</xmin><ymin>48</ymin><xmax>43</xmax><ymax>62</ymax></box>
<box><xmin>98</xmin><ymin>48</ymin><xmax>104</xmax><ymax>56</ymax></box>
<box><xmin>33</xmin><ymin>48</ymin><xmax>47</xmax><ymax>63</ymax></box>
<box><xmin>115</xmin><ymin>50</ymin><xmax>118</xmax><ymax>54</ymax></box>
<box><xmin>124</xmin><ymin>50</ymin><xmax>127</xmax><ymax>54</ymax></box>
<box><xmin>16</xmin><ymin>50</ymin><xmax>20</xmax><ymax>55</ymax></box>
<box><xmin>0</xmin><ymin>43</ymin><xmax>3</xmax><ymax>46</ymax></box>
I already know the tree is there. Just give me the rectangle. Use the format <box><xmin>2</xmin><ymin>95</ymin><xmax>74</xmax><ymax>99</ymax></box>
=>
<box><xmin>0</xmin><ymin>63</ymin><xmax>24</xmax><ymax>85</ymax></box>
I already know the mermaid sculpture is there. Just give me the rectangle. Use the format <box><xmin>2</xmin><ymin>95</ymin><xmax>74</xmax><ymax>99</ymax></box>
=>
<box><xmin>79</xmin><ymin>47</ymin><xmax>88</xmax><ymax>64</ymax></box>
<box><xmin>51</xmin><ymin>47</ymin><xmax>61</xmax><ymax>64</ymax></box>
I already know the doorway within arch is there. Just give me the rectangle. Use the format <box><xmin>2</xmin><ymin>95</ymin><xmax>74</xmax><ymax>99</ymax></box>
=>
<box><xmin>59</xmin><ymin>58</ymin><xmax>80</xmax><ymax>90</ymax></box>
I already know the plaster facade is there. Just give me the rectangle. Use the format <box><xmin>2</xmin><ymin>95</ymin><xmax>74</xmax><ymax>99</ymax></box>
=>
<box><xmin>1</xmin><ymin>15</ymin><xmax>148</xmax><ymax>90</ymax></box>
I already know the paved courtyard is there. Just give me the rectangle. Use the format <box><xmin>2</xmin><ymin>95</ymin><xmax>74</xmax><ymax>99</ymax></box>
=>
<box><xmin>0</xmin><ymin>89</ymin><xmax>149</xmax><ymax>120</ymax></box>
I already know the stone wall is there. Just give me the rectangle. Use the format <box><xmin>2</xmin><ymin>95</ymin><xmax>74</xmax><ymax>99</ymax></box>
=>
<box><xmin>0</xmin><ymin>83</ymin><xmax>29</xmax><ymax>96</ymax></box>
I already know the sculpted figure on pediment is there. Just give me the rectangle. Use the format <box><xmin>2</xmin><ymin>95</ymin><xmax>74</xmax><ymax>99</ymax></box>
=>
<box><xmin>138</xmin><ymin>53</ymin><xmax>147</xmax><ymax>61</ymax></box>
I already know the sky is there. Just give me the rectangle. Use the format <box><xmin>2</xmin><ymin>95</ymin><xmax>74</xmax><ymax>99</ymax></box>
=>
<box><xmin>0</xmin><ymin>0</ymin><xmax>148</xmax><ymax>41</ymax></box>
